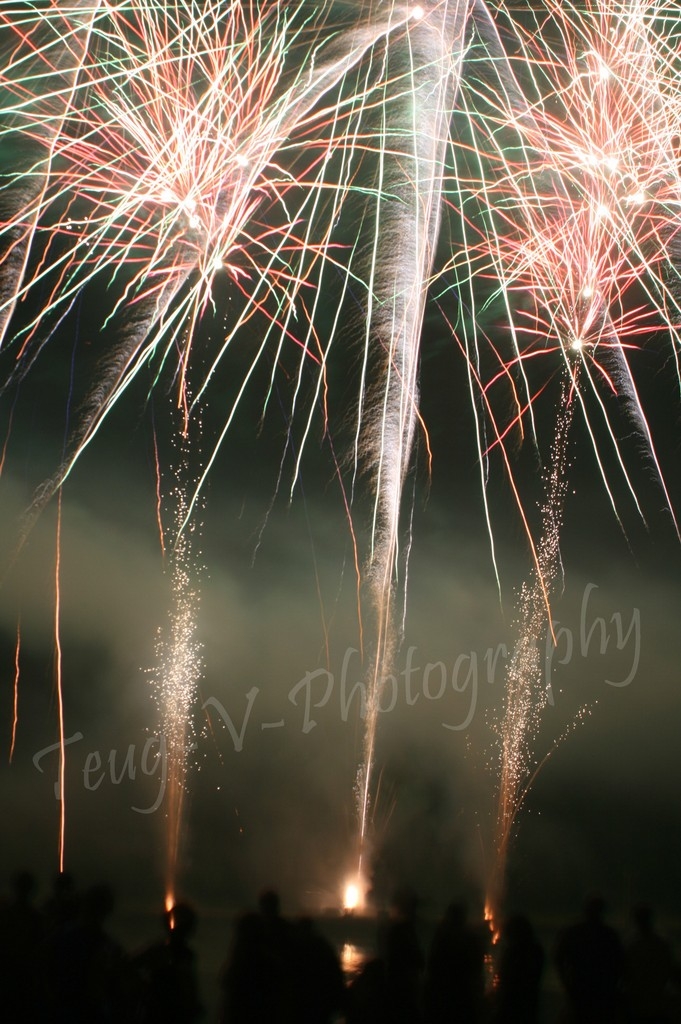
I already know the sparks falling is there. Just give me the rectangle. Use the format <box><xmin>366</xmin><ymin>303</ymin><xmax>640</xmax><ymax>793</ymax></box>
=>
<box><xmin>150</xmin><ymin>444</ymin><xmax>203</xmax><ymax>907</ymax></box>
<box><xmin>485</xmin><ymin>385</ymin><xmax>574</xmax><ymax>927</ymax></box>
<box><xmin>1</xmin><ymin>1</ymin><xmax>679</xmax><ymax>903</ymax></box>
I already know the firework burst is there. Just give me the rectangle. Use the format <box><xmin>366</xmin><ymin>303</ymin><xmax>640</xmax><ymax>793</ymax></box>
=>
<box><xmin>2</xmin><ymin>0</ymin><xmax>679</xmax><ymax>908</ymax></box>
<box><xmin>1</xmin><ymin>0</ymin><xmax>438</xmax><ymax>883</ymax></box>
<box><xmin>0</xmin><ymin>1</ymin><xmax>424</xmax><ymax>520</ymax></box>
<box><xmin>443</xmin><ymin>0</ymin><xmax>681</xmax><ymax>916</ymax></box>
<box><xmin>449</xmin><ymin>0</ymin><xmax>681</xmax><ymax>528</ymax></box>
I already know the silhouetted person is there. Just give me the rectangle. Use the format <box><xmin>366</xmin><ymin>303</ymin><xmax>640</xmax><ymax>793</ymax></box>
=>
<box><xmin>0</xmin><ymin>870</ymin><xmax>45</xmax><ymax>1023</ymax></box>
<box><xmin>380</xmin><ymin>888</ymin><xmax>425</xmax><ymax>1024</ymax></box>
<box><xmin>220</xmin><ymin>911</ymin><xmax>267</xmax><ymax>1023</ymax></box>
<box><xmin>134</xmin><ymin>902</ymin><xmax>203</xmax><ymax>1024</ymax></box>
<box><xmin>424</xmin><ymin>902</ymin><xmax>485</xmax><ymax>1024</ymax></box>
<box><xmin>220</xmin><ymin>889</ymin><xmax>292</xmax><ymax>1024</ymax></box>
<box><xmin>624</xmin><ymin>904</ymin><xmax>677</xmax><ymax>1023</ymax></box>
<box><xmin>42</xmin><ymin>882</ymin><xmax>127</xmax><ymax>1023</ymax></box>
<box><xmin>555</xmin><ymin>895</ymin><xmax>625</xmax><ymax>1023</ymax></box>
<box><xmin>42</xmin><ymin>871</ymin><xmax>79</xmax><ymax>935</ymax></box>
<box><xmin>291</xmin><ymin>916</ymin><xmax>345</xmax><ymax>1023</ymax></box>
<box><xmin>491</xmin><ymin>913</ymin><xmax>544</xmax><ymax>1024</ymax></box>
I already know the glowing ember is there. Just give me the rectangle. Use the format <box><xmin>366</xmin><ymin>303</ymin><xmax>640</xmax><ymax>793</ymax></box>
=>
<box><xmin>484</xmin><ymin>901</ymin><xmax>501</xmax><ymax>946</ymax></box>
<box><xmin>165</xmin><ymin>893</ymin><xmax>176</xmax><ymax>930</ymax></box>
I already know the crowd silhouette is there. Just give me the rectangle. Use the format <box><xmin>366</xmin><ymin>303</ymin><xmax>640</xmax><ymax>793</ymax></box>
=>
<box><xmin>219</xmin><ymin>889</ymin><xmax>344</xmax><ymax>1024</ymax></box>
<box><xmin>0</xmin><ymin>870</ymin><xmax>680</xmax><ymax>1023</ymax></box>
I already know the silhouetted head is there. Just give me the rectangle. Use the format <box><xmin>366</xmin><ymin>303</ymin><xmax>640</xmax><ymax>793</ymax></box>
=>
<box><xmin>258</xmin><ymin>889</ymin><xmax>280</xmax><ymax>920</ymax></box>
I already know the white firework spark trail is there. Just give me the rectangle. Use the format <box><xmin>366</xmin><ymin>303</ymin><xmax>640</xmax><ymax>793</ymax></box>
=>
<box><xmin>485</xmin><ymin>382</ymin><xmax>574</xmax><ymax>928</ymax></box>
<box><xmin>353</xmin><ymin>0</ymin><xmax>474</xmax><ymax>892</ymax></box>
<box><xmin>149</xmin><ymin>424</ymin><xmax>203</xmax><ymax>909</ymax></box>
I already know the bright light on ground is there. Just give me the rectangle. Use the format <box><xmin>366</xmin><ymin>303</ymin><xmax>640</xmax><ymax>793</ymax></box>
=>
<box><xmin>344</xmin><ymin>881</ymin><xmax>361</xmax><ymax>911</ymax></box>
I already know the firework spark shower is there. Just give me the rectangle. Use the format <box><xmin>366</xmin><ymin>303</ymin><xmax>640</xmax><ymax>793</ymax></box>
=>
<box><xmin>0</xmin><ymin>0</ymin><xmax>431</xmax><ymax>893</ymax></box>
<box><xmin>444</xmin><ymin>0</ymin><xmax>681</xmax><ymax>909</ymax></box>
<box><xmin>1</xmin><ymin>0</ymin><xmax>680</xmax><ymax>918</ymax></box>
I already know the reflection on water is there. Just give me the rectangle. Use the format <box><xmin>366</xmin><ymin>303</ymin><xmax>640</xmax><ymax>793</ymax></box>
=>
<box><xmin>341</xmin><ymin>941</ymin><xmax>367</xmax><ymax>981</ymax></box>
<box><xmin>319</xmin><ymin>912</ymin><xmax>377</xmax><ymax>986</ymax></box>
